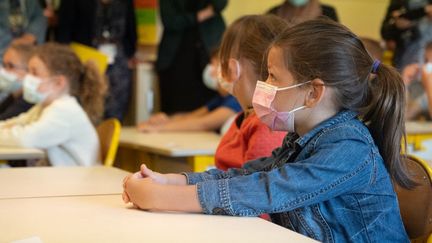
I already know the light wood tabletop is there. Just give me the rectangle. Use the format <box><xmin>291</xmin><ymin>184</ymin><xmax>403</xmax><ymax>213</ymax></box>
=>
<box><xmin>0</xmin><ymin>147</ymin><xmax>45</xmax><ymax>160</ymax></box>
<box><xmin>0</xmin><ymin>166</ymin><xmax>129</xmax><ymax>199</ymax></box>
<box><xmin>119</xmin><ymin>127</ymin><xmax>221</xmax><ymax>157</ymax></box>
<box><xmin>0</xmin><ymin>194</ymin><xmax>317</xmax><ymax>243</ymax></box>
<box><xmin>406</xmin><ymin>121</ymin><xmax>432</xmax><ymax>135</ymax></box>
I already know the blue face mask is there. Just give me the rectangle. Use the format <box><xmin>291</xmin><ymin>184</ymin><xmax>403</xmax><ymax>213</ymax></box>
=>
<box><xmin>288</xmin><ymin>0</ymin><xmax>309</xmax><ymax>7</ymax></box>
<box><xmin>23</xmin><ymin>74</ymin><xmax>49</xmax><ymax>104</ymax></box>
<box><xmin>0</xmin><ymin>68</ymin><xmax>22</xmax><ymax>93</ymax></box>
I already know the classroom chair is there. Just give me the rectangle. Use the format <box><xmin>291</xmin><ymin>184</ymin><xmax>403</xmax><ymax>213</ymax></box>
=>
<box><xmin>96</xmin><ymin>118</ymin><xmax>121</xmax><ymax>167</ymax></box>
<box><xmin>394</xmin><ymin>155</ymin><xmax>432</xmax><ymax>243</ymax></box>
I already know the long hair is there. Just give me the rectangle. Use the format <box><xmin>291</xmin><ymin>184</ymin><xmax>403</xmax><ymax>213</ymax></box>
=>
<box><xmin>219</xmin><ymin>15</ymin><xmax>289</xmax><ymax>82</ymax></box>
<box><xmin>33</xmin><ymin>43</ymin><xmax>107</xmax><ymax>125</ymax></box>
<box><xmin>272</xmin><ymin>18</ymin><xmax>414</xmax><ymax>188</ymax></box>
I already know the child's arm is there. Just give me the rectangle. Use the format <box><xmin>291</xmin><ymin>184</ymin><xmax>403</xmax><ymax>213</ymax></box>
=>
<box><xmin>142</xmin><ymin>133</ymin><xmax>374</xmax><ymax>216</ymax></box>
<box><xmin>139</xmin><ymin>107</ymin><xmax>236</xmax><ymax>132</ymax></box>
<box><xmin>124</xmin><ymin>176</ymin><xmax>202</xmax><ymax>212</ymax></box>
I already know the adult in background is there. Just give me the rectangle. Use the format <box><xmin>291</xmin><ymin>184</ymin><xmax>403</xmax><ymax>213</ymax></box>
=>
<box><xmin>381</xmin><ymin>0</ymin><xmax>432</xmax><ymax>69</ymax></box>
<box><xmin>56</xmin><ymin>0</ymin><xmax>137</xmax><ymax>121</ymax></box>
<box><xmin>0</xmin><ymin>0</ymin><xmax>47</xmax><ymax>102</ymax></box>
<box><xmin>157</xmin><ymin>0</ymin><xmax>227</xmax><ymax>114</ymax></box>
<box><xmin>267</xmin><ymin>0</ymin><xmax>338</xmax><ymax>24</ymax></box>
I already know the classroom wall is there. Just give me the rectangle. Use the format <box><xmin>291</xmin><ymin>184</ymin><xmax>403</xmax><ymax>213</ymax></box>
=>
<box><xmin>222</xmin><ymin>0</ymin><xmax>390</xmax><ymax>40</ymax></box>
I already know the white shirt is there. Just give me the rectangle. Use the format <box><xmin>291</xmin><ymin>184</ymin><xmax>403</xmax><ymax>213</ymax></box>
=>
<box><xmin>0</xmin><ymin>95</ymin><xmax>101</xmax><ymax>166</ymax></box>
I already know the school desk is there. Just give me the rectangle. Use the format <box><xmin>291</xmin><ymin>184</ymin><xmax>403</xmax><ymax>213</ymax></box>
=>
<box><xmin>0</xmin><ymin>194</ymin><xmax>317</xmax><ymax>243</ymax></box>
<box><xmin>406</xmin><ymin>121</ymin><xmax>432</xmax><ymax>151</ymax></box>
<box><xmin>0</xmin><ymin>147</ymin><xmax>45</xmax><ymax>160</ymax></box>
<box><xmin>116</xmin><ymin>127</ymin><xmax>221</xmax><ymax>173</ymax></box>
<box><xmin>0</xmin><ymin>166</ymin><xmax>129</xmax><ymax>199</ymax></box>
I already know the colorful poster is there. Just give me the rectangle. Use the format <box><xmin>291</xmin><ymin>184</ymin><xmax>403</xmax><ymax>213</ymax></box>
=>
<box><xmin>135</xmin><ymin>0</ymin><xmax>158</xmax><ymax>45</ymax></box>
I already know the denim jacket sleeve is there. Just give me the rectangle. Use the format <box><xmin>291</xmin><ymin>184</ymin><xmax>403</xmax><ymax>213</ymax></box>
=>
<box><xmin>183</xmin><ymin>146</ymin><xmax>285</xmax><ymax>184</ymax></box>
<box><xmin>194</xmin><ymin>126</ymin><xmax>377</xmax><ymax>216</ymax></box>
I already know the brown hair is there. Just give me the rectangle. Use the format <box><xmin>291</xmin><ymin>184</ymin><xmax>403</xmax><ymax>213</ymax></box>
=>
<box><xmin>33</xmin><ymin>43</ymin><xmax>107</xmax><ymax>125</ymax></box>
<box><xmin>7</xmin><ymin>43</ymin><xmax>34</xmax><ymax>66</ymax></box>
<box><xmin>219</xmin><ymin>15</ymin><xmax>289</xmax><ymax>82</ymax></box>
<box><xmin>272</xmin><ymin>18</ymin><xmax>414</xmax><ymax>188</ymax></box>
<box><xmin>360</xmin><ymin>37</ymin><xmax>384</xmax><ymax>61</ymax></box>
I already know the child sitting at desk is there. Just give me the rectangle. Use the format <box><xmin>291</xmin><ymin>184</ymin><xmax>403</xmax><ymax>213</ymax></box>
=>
<box><xmin>214</xmin><ymin>15</ymin><xmax>288</xmax><ymax>170</ymax></box>
<box><xmin>0</xmin><ymin>43</ymin><xmax>34</xmax><ymax>120</ymax></box>
<box><xmin>0</xmin><ymin>43</ymin><xmax>105</xmax><ymax>166</ymax></box>
<box><xmin>137</xmin><ymin>50</ymin><xmax>242</xmax><ymax>133</ymax></box>
<box><xmin>123</xmin><ymin>19</ymin><xmax>412</xmax><ymax>242</ymax></box>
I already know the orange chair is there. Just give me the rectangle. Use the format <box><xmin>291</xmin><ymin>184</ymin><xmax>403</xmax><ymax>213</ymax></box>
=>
<box><xmin>394</xmin><ymin>155</ymin><xmax>432</xmax><ymax>243</ymax></box>
<box><xmin>96</xmin><ymin>118</ymin><xmax>121</xmax><ymax>167</ymax></box>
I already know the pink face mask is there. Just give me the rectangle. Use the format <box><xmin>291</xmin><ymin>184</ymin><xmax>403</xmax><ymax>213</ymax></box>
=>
<box><xmin>252</xmin><ymin>80</ymin><xmax>310</xmax><ymax>132</ymax></box>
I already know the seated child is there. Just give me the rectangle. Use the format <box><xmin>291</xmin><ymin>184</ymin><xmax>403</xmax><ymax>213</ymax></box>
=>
<box><xmin>123</xmin><ymin>19</ymin><xmax>412</xmax><ymax>242</ymax></box>
<box><xmin>137</xmin><ymin>50</ymin><xmax>241</xmax><ymax>133</ymax></box>
<box><xmin>214</xmin><ymin>15</ymin><xmax>288</xmax><ymax>170</ymax></box>
<box><xmin>405</xmin><ymin>41</ymin><xmax>432</xmax><ymax>119</ymax></box>
<box><xmin>0</xmin><ymin>43</ymin><xmax>106</xmax><ymax>166</ymax></box>
<box><xmin>0</xmin><ymin>43</ymin><xmax>34</xmax><ymax>120</ymax></box>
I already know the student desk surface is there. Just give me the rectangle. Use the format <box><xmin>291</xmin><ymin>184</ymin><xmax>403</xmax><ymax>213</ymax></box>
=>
<box><xmin>0</xmin><ymin>194</ymin><xmax>317</xmax><ymax>243</ymax></box>
<box><xmin>117</xmin><ymin>127</ymin><xmax>221</xmax><ymax>172</ymax></box>
<box><xmin>0</xmin><ymin>166</ymin><xmax>129</xmax><ymax>199</ymax></box>
<box><xmin>0</xmin><ymin>146</ymin><xmax>45</xmax><ymax>160</ymax></box>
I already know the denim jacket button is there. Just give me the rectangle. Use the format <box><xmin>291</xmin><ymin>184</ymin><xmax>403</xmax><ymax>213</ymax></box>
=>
<box><xmin>212</xmin><ymin>207</ymin><xmax>227</xmax><ymax>215</ymax></box>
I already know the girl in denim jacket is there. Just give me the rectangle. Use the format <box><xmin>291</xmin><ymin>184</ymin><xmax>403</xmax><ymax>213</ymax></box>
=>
<box><xmin>123</xmin><ymin>19</ymin><xmax>413</xmax><ymax>242</ymax></box>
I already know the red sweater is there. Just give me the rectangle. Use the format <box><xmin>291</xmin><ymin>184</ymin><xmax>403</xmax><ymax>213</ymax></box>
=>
<box><xmin>215</xmin><ymin>112</ymin><xmax>286</xmax><ymax>170</ymax></box>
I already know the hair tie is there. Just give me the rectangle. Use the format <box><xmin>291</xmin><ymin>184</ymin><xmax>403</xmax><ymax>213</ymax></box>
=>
<box><xmin>371</xmin><ymin>60</ymin><xmax>380</xmax><ymax>74</ymax></box>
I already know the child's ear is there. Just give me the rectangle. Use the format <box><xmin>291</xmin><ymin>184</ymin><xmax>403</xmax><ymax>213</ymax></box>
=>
<box><xmin>305</xmin><ymin>79</ymin><xmax>325</xmax><ymax>108</ymax></box>
<box><xmin>227</xmin><ymin>58</ymin><xmax>241</xmax><ymax>82</ymax></box>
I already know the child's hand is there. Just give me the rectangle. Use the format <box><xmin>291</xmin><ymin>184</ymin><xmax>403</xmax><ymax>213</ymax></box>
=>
<box><xmin>137</xmin><ymin>122</ymin><xmax>162</xmax><ymax>133</ymax></box>
<box><xmin>124</xmin><ymin>176</ymin><xmax>158</xmax><ymax>210</ymax></box>
<box><xmin>148</xmin><ymin>112</ymin><xmax>170</xmax><ymax>125</ymax></box>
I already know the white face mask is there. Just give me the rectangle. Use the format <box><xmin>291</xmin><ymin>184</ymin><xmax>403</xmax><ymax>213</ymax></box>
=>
<box><xmin>252</xmin><ymin>80</ymin><xmax>310</xmax><ymax>132</ymax></box>
<box><xmin>202</xmin><ymin>64</ymin><xmax>218</xmax><ymax>91</ymax></box>
<box><xmin>23</xmin><ymin>74</ymin><xmax>49</xmax><ymax>104</ymax></box>
<box><xmin>0</xmin><ymin>68</ymin><xmax>21</xmax><ymax>93</ymax></box>
<box><xmin>425</xmin><ymin>62</ymin><xmax>432</xmax><ymax>73</ymax></box>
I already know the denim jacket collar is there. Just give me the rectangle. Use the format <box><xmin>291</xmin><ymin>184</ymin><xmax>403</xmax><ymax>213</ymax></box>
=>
<box><xmin>292</xmin><ymin>110</ymin><xmax>359</xmax><ymax>148</ymax></box>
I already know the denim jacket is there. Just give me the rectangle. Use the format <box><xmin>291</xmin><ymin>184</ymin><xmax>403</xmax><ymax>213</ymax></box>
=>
<box><xmin>184</xmin><ymin>110</ymin><xmax>409</xmax><ymax>242</ymax></box>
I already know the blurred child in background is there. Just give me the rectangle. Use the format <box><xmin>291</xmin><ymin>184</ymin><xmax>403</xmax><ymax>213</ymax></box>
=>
<box><xmin>0</xmin><ymin>43</ymin><xmax>34</xmax><ymax>120</ymax></box>
<box><xmin>0</xmin><ymin>43</ymin><xmax>106</xmax><ymax>166</ymax></box>
<box><xmin>137</xmin><ymin>49</ymin><xmax>241</xmax><ymax>133</ymax></box>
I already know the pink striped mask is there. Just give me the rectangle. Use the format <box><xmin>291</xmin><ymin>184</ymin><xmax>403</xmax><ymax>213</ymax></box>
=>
<box><xmin>252</xmin><ymin>80</ymin><xmax>310</xmax><ymax>132</ymax></box>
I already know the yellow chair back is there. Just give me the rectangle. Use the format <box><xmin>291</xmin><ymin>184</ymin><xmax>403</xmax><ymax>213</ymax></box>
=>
<box><xmin>96</xmin><ymin>118</ymin><xmax>121</xmax><ymax>167</ymax></box>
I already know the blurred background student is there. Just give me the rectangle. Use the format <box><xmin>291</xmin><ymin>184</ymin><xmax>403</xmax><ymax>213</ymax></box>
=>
<box><xmin>137</xmin><ymin>49</ymin><xmax>241</xmax><ymax>133</ymax></box>
<box><xmin>56</xmin><ymin>0</ymin><xmax>137</xmax><ymax>122</ymax></box>
<box><xmin>267</xmin><ymin>0</ymin><xmax>338</xmax><ymax>24</ymax></box>
<box><xmin>0</xmin><ymin>43</ymin><xmax>34</xmax><ymax>120</ymax></box>
<box><xmin>405</xmin><ymin>41</ymin><xmax>432</xmax><ymax>120</ymax></box>
<box><xmin>0</xmin><ymin>0</ymin><xmax>47</xmax><ymax>102</ymax></box>
<box><xmin>381</xmin><ymin>0</ymin><xmax>432</xmax><ymax>70</ymax></box>
<box><xmin>0</xmin><ymin>43</ymin><xmax>106</xmax><ymax>167</ymax></box>
<box><xmin>157</xmin><ymin>0</ymin><xmax>227</xmax><ymax>114</ymax></box>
